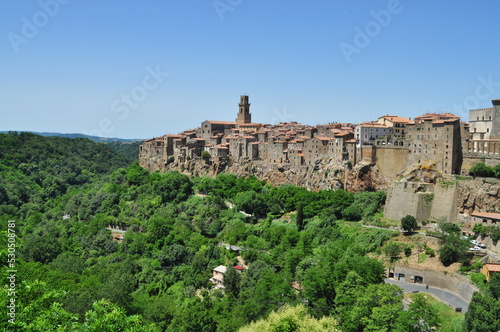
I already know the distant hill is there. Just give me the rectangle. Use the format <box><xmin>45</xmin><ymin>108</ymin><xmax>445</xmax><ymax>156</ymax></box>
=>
<box><xmin>0</xmin><ymin>131</ymin><xmax>135</xmax><ymax>207</ymax></box>
<box><xmin>0</xmin><ymin>131</ymin><xmax>144</xmax><ymax>143</ymax></box>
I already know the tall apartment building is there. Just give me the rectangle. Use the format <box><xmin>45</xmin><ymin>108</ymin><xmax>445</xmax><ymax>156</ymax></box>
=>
<box><xmin>405</xmin><ymin>113</ymin><xmax>463</xmax><ymax>175</ymax></box>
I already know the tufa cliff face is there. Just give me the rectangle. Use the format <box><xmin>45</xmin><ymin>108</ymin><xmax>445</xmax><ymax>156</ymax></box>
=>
<box><xmin>457</xmin><ymin>179</ymin><xmax>500</xmax><ymax>215</ymax></box>
<box><xmin>152</xmin><ymin>157</ymin><xmax>391</xmax><ymax>192</ymax></box>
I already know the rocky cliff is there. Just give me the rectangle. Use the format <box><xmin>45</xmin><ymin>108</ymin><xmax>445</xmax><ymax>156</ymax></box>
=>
<box><xmin>153</xmin><ymin>157</ymin><xmax>391</xmax><ymax>192</ymax></box>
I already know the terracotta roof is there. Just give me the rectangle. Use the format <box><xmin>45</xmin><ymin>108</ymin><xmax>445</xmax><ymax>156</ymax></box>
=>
<box><xmin>359</xmin><ymin>123</ymin><xmax>388</xmax><ymax>128</ymax></box>
<box><xmin>471</xmin><ymin>212</ymin><xmax>500</xmax><ymax>220</ymax></box>
<box><xmin>207</xmin><ymin>120</ymin><xmax>237</xmax><ymax>125</ymax></box>
<box><xmin>335</xmin><ymin>132</ymin><xmax>350</xmax><ymax>137</ymax></box>
<box><xmin>315</xmin><ymin>136</ymin><xmax>331</xmax><ymax>141</ymax></box>
<box><xmin>484</xmin><ymin>263</ymin><xmax>500</xmax><ymax>272</ymax></box>
<box><xmin>239</xmin><ymin>123</ymin><xmax>262</xmax><ymax>127</ymax></box>
<box><xmin>379</xmin><ymin>115</ymin><xmax>412</xmax><ymax>123</ymax></box>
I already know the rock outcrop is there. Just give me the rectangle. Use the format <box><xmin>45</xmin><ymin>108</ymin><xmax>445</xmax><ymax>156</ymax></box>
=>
<box><xmin>157</xmin><ymin>157</ymin><xmax>390</xmax><ymax>192</ymax></box>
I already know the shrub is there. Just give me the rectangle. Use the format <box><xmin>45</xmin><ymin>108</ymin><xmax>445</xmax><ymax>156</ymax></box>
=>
<box><xmin>469</xmin><ymin>163</ymin><xmax>494</xmax><ymax>177</ymax></box>
<box><xmin>342</xmin><ymin>205</ymin><xmax>362</xmax><ymax>221</ymax></box>
<box><xmin>201</xmin><ymin>151</ymin><xmax>211</xmax><ymax>160</ymax></box>
<box><xmin>401</xmin><ymin>215</ymin><xmax>417</xmax><ymax>233</ymax></box>
<box><xmin>472</xmin><ymin>223</ymin><xmax>483</xmax><ymax>234</ymax></box>
<box><xmin>424</xmin><ymin>246</ymin><xmax>435</xmax><ymax>257</ymax></box>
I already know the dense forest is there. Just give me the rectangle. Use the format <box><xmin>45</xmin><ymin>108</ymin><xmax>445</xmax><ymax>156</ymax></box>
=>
<box><xmin>1</xmin><ymin>132</ymin><xmax>499</xmax><ymax>331</ymax></box>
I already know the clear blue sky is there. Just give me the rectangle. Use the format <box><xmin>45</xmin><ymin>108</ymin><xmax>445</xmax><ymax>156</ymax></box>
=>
<box><xmin>1</xmin><ymin>1</ymin><xmax>500</xmax><ymax>139</ymax></box>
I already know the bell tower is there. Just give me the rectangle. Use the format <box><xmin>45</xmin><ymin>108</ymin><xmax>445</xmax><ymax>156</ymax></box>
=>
<box><xmin>236</xmin><ymin>95</ymin><xmax>251</xmax><ymax>125</ymax></box>
<box><xmin>491</xmin><ymin>99</ymin><xmax>500</xmax><ymax>138</ymax></box>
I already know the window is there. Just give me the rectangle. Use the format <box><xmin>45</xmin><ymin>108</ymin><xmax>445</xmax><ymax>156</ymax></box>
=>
<box><xmin>446</xmin><ymin>135</ymin><xmax>449</xmax><ymax>139</ymax></box>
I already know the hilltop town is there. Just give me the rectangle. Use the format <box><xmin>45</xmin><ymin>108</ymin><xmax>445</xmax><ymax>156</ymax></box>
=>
<box><xmin>140</xmin><ymin>96</ymin><xmax>500</xmax><ymax>227</ymax></box>
<box><xmin>140</xmin><ymin>95</ymin><xmax>500</xmax><ymax>183</ymax></box>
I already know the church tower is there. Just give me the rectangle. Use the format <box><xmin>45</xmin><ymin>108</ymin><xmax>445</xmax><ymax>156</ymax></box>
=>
<box><xmin>236</xmin><ymin>95</ymin><xmax>251</xmax><ymax>125</ymax></box>
<box><xmin>491</xmin><ymin>99</ymin><xmax>500</xmax><ymax>138</ymax></box>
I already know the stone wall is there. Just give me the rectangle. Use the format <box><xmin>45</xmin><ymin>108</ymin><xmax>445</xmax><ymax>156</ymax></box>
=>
<box><xmin>429</xmin><ymin>182</ymin><xmax>458</xmax><ymax>222</ymax></box>
<box><xmin>384</xmin><ymin>182</ymin><xmax>434</xmax><ymax>221</ymax></box>
<box><xmin>393</xmin><ymin>264</ymin><xmax>479</xmax><ymax>302</ymax></box>
<box><xmin>374</xmin><ymin>147</ymin><xmax>409</xmax><ymax>179</ymax></box>
<box><xmin>385</xmin><ymin>178</ymin><xmax>499</xmax><ymax>222</ymax></box>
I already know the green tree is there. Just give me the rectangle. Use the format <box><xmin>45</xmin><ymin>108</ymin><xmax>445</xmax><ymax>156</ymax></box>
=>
<box><xmin>472</xmin><ymin>223</ymin><xmax>483</xmax><ymax>234</ymax></box>
<box><xmin>224</xmin><ymin>266</ymin><xmax>241</xmax><ymax>297</ymax></box>
<box><xmin>202</xmin><ymin>151</ymin><xmax>211</xmax><ymax>160</ymax></box>
<box><xmin>396</xmin><ymin>294</ymin><xmax>440</xmax><ymax>332</ymax></box>
<box><xmin>296</xmin><ymin>202</ymin><xmax>305</xmax><ymax>231</ymax></box>
<box><xmin>385</xmin><ymin>242</ymin><xmax>402</xmax><ymax>261</ymax></box>
<box><xmin>464</xmin><ymin>292</ymin><xmax>500</xmax><ymax>332</ymax></box>
<box><xmin>82</xmin><ymin>299</ymin><xmax>159</xmax><ymax>331</ymax></box>
<box><xmin>346</xmin><ymin>283</ymin><xmax>404</xmax><ymax>332</ymax></box>
<box><xmin>401</xmin><ymin>215</ymin><xmax>418</xmax><ymax>233</ymax></box>
<box><xmin>238</xmin><ymin>304</ymin><xmax>339</xmax><ymax>332</ymax></box>
<box><xmin>469</xmin><ymin>163</ymin><xmax>494</xmax><ymax>177</ymax></box>
<box><xmin>342</xmin><ymin>205</ymin><xmax>362</xmax><ymax>221</ymax></box>
<box><xmin>438</xmin><ymin>235</ymin><xmax>469</xmax><ymax>266</ymax></box>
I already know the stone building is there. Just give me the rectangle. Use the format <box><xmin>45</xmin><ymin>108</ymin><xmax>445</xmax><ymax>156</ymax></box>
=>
<box><xmin>236</xmin><ymin>95</ymin><xmax>251</xmax><ymax>125</ymax></box>
<box><xmin>405</xmin><ymin>113</ymin><xmax>464</xmax><ymax>175</ymax></box>
<box><xmin>140</xmin><ymin>95</ymin><xmax>492</xmax><ymax>179</ymax></box>
<box><xmin>463</xmin><ymin>99</ymin><xmax>500</xmax><ymax>168</ymax></box>
<box><xmin>355</xmin><ymin>122</ymin><xmax>391</xmax><ymax>147</ymax></box>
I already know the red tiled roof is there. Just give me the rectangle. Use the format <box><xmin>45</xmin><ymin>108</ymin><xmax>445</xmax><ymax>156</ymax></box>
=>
<box><xmin>207</xmin><ymin>121</ymin><xmax>237</xmax><ymax>125</ymax></box>
<box><xmin>484</xmin><ymin>263</ymin><xmax>500</xmax><ymax>272</ymax></box>
<box><xmin>239</xmin><ymin>123</ymin><xmax>262</xmax><ymax>127</ymax></box>
<box><xmin>379</xmin><ymin>115</ymin><xmax>412</xmax><ymax>123</ymax></box>
<box><xmin>471</xmin><ymin>212</ymin><xmax>500</xmax><ymax>220</ymax></box>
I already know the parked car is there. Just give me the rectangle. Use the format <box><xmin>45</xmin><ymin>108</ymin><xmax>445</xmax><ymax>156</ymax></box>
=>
<box><xmin>469</xmin><ymin>246</ymin><xmax>482</xmax><ymax>251</ymax></box>
<box><xmin>471</xmin><ymin>240</ymin><xmax>480</xmax><ymax>245</ymax></box>
<box><xmin>478</xmin><ymin>243</ymin><xmax>486</xmax><ymax>248</ymax></box>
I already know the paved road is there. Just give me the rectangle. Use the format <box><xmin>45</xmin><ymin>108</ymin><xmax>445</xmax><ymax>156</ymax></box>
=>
<box><xmin>385</xmin><ymin>279</ymin><xmax>469</xmax><ymax>313</ymax></box>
